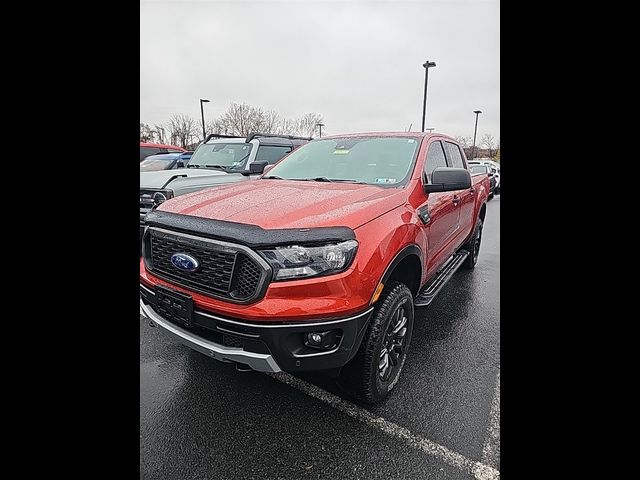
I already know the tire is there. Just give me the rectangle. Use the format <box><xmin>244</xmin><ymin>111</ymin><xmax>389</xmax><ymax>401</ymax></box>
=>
<box><xmin>461</xmin><ymin>217</ymin><xmax>483</xmax><ymax>269</ymax></box>
<box><xmin>339</xmin><ymin>281</ymin><xmax>414</xmax><ymax>404</ymax></box>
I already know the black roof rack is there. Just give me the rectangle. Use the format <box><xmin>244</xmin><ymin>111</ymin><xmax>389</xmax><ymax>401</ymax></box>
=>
<box><xmin>245</xmin><ymin>132</ymin><xmax>313</xmax><ymax>143</ymax></box>
<box><xmin>204</xmin><ymin>133</ymin><xmax>244</xmax><ymax>143</ymax></box>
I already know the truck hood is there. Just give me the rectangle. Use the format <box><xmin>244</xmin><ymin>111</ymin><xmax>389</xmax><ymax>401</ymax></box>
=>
<box><xmin>140</xmin><ymin>168</ymin><xmax>228</xmax><ymax>189</ymax></box>
<box><xmin>157</xmin><ymin>180</ymin><xmax>408</xmax><ymax>230</ymax></box>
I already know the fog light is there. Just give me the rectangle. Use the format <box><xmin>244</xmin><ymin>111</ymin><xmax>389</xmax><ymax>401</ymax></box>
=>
<box><xmin>305</xmin><ymin>330</ymin><xmax>339</xmax><ymax>350</ymax></box>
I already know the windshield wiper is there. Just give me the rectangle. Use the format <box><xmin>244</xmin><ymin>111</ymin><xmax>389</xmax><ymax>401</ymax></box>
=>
<box><xmin>186</xmin><ymin>164</ymin><xmax>200</xmax><ymax>168</ymax></box>
<box><xmin>204</xmin><ymin>164</ymin><xmax>230</xmax><ymax>171</ymax></box>
<box><xmin>305</xmin><ymin>177</ymin><xmax>333</xmax><ymax>182</ymax></box>
<box><xmin>293</xmin><ymin>177</ymin><xmax>369</xmax><ymax>184</ymax></box>
<box><xmin>328</xmin><ymin>179</ymin><xmax>369</xmax><ymax>184</ymax></box>
<box><xmin>262</xmin><ymin>175</ymin><xmax>283</xmax><ymax>180</ymax></box>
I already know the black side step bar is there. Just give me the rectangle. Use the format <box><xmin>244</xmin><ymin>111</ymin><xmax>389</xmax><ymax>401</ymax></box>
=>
<box><xmin>414</xmin><ymin>250</ymin><xmax>469</xmax><ymax>307</ymax></box>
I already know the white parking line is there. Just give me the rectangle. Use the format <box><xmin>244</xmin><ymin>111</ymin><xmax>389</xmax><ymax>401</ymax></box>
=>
<box><xmin>481</xmin><ymin>370</ymin><xmax>500</xmax><ymax>469</ymax></box>
<box><xmin>269</xmin><ymin>372</ymin><xmax>500</xmax><ymax>480</ymax></box>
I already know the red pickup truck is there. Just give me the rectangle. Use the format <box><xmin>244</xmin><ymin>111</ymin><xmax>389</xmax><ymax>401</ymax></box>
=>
<box><xmin>140</xmin><ymin>132</ymin><xmax>490</xmax><ymax>403</ymax></box>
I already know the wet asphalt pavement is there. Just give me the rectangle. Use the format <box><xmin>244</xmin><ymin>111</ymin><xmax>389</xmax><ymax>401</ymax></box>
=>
<box><xmin>140</xmin><ymin>195</ymin><xmax>500</xmax><ymax>479</ymax></box>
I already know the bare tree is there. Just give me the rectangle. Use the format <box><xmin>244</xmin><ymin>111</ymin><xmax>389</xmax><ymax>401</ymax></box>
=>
<box><xmin>296</xmin><ymin>113</ymin><xmax>324</xmax><ymax>137</ymax></box>
<box><xmin>212</xmin><ymin>103</ymin><xmax>267</xmax><ymax>136</ymax></box>
<box><xmin>150</xmin><ymin>104</ymin><xmax>324</xmax><ymax>143</ymax></box>
<box><xmin>167</xmin><ymin>114</ymin><xmax>199</xmax><ymax>148</ymax></box>
<box><xmin>140</xmin><ymin>123</ymin><xmax>154</xmax><ymax>142</ymax></box>
<box><xmin>277</xmin><ymin>117</ymin><xmax>299</xmax><ymax>135</ymax></box>
<box><xmin>454</xmin><ymin>135</ymin><xmax>472</xmax><ymax>148</ymax></box>
<box><xmin>152</xmin><ymin>124</ymin><xmax>168</xmax><ymax>144</ymax></box>
<box><xmin>480</xmin><ymin>134</ymin><xmax>497</xmax><ymax>158</ymax></box>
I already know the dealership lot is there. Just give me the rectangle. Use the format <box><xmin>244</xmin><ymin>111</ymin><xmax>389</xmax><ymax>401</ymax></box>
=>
<box><xmin>140</xmin><ymin>196</ymin><xmax>500</xmax><ymax>479</ymax></box>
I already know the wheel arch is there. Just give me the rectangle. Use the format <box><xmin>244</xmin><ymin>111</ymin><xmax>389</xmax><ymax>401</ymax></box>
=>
<box><xmin>379</xmin><ymin>245</ymin><xmax>423</xmax><ymax>298</ymax></box>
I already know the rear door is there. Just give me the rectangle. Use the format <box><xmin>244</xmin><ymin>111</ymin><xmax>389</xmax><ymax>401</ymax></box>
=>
<box><xmin>420</xmin><ymin>140</ymin><xmax>460</xmax><ymax>272</ymax></box>
<box><xmin>443</xmin><ymin>141</ymin><xmax>475</xmax><ymax>242</ymax></box>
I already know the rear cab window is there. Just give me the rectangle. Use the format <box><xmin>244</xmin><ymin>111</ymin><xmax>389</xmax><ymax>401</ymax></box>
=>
<box><xmin>443</xmin><ymin>141</ymin><xmax>465</xmax><ymax>169</ymax></box>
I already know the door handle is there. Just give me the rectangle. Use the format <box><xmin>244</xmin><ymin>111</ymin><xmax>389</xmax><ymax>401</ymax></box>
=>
<box><xmin>452</xmin><ymin>195</ymin><xmax>460</xmax><ymax>206</ymax></box>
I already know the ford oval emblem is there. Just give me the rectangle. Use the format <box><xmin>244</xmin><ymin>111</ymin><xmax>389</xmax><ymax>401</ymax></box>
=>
<box><xmin>170</xmin><ymin>253</ymin><xmax>200</xmax><ymax>272</ymax></box>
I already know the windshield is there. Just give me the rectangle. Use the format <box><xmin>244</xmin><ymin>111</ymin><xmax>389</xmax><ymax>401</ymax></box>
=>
<box><xmin>140</xmin><ymin>153</ymin><xmax>181</xmax><ymax>172</ymax></box>
<box><xmin>264</xmin><ymin>137</ymin><xmax>420</xmax><ymax>187</ymax></box>
<box><xmin>188</xmin><ymin>142</ymin><xmax>253</xmax><ymax>169</ymax></box>
<box><xmin>140</xmin><ymin>147</ymin><xmax>161</xmax><ymax>161</ymax></box>
<box><xmin>469</xmin><ymin>165</ymin><xmax>487</xmax><ymax>175</ymax></box>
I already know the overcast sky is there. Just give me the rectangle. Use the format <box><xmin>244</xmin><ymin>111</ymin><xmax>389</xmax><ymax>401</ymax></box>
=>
<box><xmin>141</xmin><ymin>0</ymin><xmax>499</xmax><ymax>140</ymax></box>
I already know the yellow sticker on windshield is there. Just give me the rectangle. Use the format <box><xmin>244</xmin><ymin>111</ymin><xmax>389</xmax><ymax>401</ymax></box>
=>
<box><xmin>333</xmin><ymin>149</ymin><xmax>350</xmax><ymax>155</ymax></box>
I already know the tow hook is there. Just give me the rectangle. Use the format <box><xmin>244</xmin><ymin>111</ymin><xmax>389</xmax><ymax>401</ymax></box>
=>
<box><xmin>235</xmin><ymin>363</ymin><xmax>252</xmax><ymax>373</ymax></box>
<box><xmin>148</xmin><ymin>320</ymin><xmax>157</xmax><ymax>328</ymax></box>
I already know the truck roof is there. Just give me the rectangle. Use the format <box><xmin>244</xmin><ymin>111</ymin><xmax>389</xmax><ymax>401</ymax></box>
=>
<box><xmin>204</xmin><ymin>132</ymin><xmax>311</xmax><ymax>147</ymax></box>
<box><xmin>319</xmin><ymin>131</ymin><xmax>455</xmax><ymax>141</ymax></box>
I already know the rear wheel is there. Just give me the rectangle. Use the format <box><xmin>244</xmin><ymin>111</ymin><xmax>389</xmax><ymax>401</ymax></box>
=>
<box><xmin>461</xmin><ymin>217</ymin><xmax>483</xmax><ymax>269</ymax></box>
<box><xmin>339</xmin><ymin>281</ymin><xmax>414</xmax><ymax>404</ymax></box>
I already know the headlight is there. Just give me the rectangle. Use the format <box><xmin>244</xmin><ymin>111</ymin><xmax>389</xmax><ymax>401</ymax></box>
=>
<box><xmin>152</xmin><ymin>190</ymin><xmax>174</xmax><ymax>206</ymax></box>
<box><xmin>259</xmin><ymin>240</ymin><xmax>358</xmax><ymax>280</ymax></box>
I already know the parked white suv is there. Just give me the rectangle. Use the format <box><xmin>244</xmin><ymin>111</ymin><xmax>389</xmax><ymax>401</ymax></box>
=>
<box><xmin>467</xmin><ymin>158</ymin><xmax>500</xmax><ymax>194</ymax></box>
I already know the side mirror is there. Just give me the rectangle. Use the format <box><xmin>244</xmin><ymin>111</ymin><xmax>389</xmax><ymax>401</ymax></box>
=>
<box><xmin>249</xmin><ymin>161</ymin><xmax>268</xmax><ymax>174</ymax></box>
<box><xmin>424</xmin><ymin>167</ymin><xmax>471</xmax><ymax>193</ymax></box>
<box><xmin>176</xmin><ymin>161</ymin><xmax>185</xmax><ymax>168</ymax></box>
<box><xmin>262</xmin><ymin>164</ymin><xmax>276</xmax><ymax>175</ymax></box>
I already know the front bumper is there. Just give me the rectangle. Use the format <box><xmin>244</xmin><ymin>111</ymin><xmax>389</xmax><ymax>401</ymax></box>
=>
<box><xmin>140</xmin><ymin>284</ymin><xmax>373</xmax><ymax>372</ymax></box>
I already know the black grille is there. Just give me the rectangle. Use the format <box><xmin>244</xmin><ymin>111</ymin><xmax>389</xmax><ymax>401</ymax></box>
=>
<box><xmin>147</xmin><ymin>229</ymin><xmax>267</xmax><ymax>302</ymax></box>
<box><xmin>222</xmin><ymin>334</ymin><xmax>244</xmax><ymax>348</ymax></box>
<box><xmin>231</xmin><ymin>255</ymin><xmax>264</xmax><ymax>299</ymax></box>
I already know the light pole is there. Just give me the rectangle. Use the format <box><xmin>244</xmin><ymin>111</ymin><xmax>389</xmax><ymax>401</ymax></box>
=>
<box><xmin>471</xmin><ymin>110</ymin><xmax>482</xmax><ymax>159</ymax></box>
<box><xmin>421</xmin><ymin>60</ymin><xmax>436</xmax><ymax>132</ymax></box>
<box><xmin>316</xmin><ymin>123</ymin><xmax>325</xmax><ymax>138</ymax></box>
<box><xmin>200</xmin><ymin>98</ymin><xmax>210</xmax><ymax>142</ymax></box>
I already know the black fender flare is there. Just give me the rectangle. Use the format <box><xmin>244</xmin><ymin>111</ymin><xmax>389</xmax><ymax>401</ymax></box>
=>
<box><xmin>379</xmin><ymin>244</ymin><xmax>424</xmax><ymax>290</ymax></box>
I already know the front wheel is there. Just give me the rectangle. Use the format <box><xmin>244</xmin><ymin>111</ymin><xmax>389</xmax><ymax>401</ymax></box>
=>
<box><xmin>339</xmin><ymin>281</ymin><xmax>414</xmax><ymax>404</ymax></box>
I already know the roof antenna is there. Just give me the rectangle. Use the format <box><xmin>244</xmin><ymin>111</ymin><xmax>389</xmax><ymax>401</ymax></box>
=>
<box><xmin>406</xmin><ymin>123</ymin><xmax>412</xmax><ymax>132</ymax></box>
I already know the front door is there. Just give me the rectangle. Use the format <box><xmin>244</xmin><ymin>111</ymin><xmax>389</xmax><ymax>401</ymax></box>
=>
<box><xmin>418</xmin><ymin>140</ymin><xmax>460</xmax><ymax>274</ymax></box>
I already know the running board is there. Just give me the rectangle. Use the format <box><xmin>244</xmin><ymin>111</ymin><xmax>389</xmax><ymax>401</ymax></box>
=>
<box><xmin>414</xmin><ymin>250</ymin><xmax>469</xmax><ymax>307</ymax></box>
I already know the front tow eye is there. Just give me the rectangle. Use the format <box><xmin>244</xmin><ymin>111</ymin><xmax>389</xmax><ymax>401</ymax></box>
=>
<box><xmin>235</xmin><ymin>363</ymin><xmax>253</xmax><ymax>373</ymax></box>
<box><xmin>148</xmin><ymin>320</ymin><xmax>157</xmax><ymax>328</ymax></box>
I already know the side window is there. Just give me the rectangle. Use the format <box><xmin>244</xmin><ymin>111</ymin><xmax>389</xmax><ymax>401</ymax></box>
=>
<box><xmin>255</xmin><ymin>145</ymin><xmax>293</xmax><ymax>164</ymax></box>
<box><xmin>424</xmin><ymin>141</ymin><xmax>447</xmax><ymax>180</ymax></box>
<box><xmin>444</xmin><ymin>142</ymin><xmax>464</xmax><ymax>169</ymax></box>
